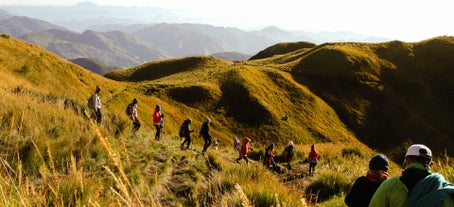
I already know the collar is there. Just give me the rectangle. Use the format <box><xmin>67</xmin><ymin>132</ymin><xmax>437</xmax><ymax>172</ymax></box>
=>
<box><xmin>405</xmin><ymin>162</ymin><xmax>431</xmax><ymax>172</ymax></box>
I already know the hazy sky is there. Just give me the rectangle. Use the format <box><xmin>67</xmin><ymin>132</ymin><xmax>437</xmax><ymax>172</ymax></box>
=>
<box><xmin>4</xmin><ymin>0</ymin><xmax>453</xmax><ymax>41</ymax></box>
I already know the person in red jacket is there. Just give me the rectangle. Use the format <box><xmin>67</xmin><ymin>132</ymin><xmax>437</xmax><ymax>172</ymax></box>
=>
<box><xmin>263</xmin><ymin>143</ymin><xmax>276</xmax><ymax>169</ymax></box>
<box><xmin>153</xmin><ymin>104</ymin><xmax>164</xmax><ymax>141</ymax></box>
<box><xmin>308</xmin><ymin>144</ymin><xmax>320</xmax><ymax>175</ymax></box>
<box><xmin>236</xmin><ymin>137</ymin><xmax>253</xmax><ymax>165</ymax></box>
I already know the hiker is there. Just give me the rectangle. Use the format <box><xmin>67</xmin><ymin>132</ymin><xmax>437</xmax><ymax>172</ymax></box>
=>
<box><xmin>153</xmin><ymin>104</ymin><xmax>164</xmax><ymax>140</ymax></box>
<box><xmin>263</xmin><ymin>143</ymin><xmax>276</xmax><ymax>169</ymax></box>
<box><xmin>236</xmin><ymin>137</ymin><xmax>253</xmax><ymax>165</ymax></box>
<box><xmin>127</xmin><ymin>98</ymin><xmax>141</xmax><ymax>132</ymax></box>
<box><xmin>180</xmin><ymin>119</ymin><xmax>194</xmax><ymax>149</ymax></box>
<box><xmin>369</xmin><ymin>144</ymin><xmax>454</xmax><ymax>207</ymax></box>
<box><xmin>233</xmin><ymin>136</ymin><xmax>240</xmax><ymax>152</ymax></box>
<box><xmin>89</xmin><ymin>85</ymin><xmax>103</xmax><ymax>124</ymax></box>
<box><xmin>199</xmin><ymin>117</ymin><xmax>212</xmax><ymax>154</ymax></box>
<box><xmin>344</xmin><ymin>154</ymin><xmax>389</xmax><ymax>207</ymax></box>
<box><xmin>283</xmin><ymin>141</ymin><xmax>296</xmax><ymax>170</ymax></box>
<box><xmin>308</xmin><ymin>144</ymin><xmax>320</xmax><ymax>175</ymax></box>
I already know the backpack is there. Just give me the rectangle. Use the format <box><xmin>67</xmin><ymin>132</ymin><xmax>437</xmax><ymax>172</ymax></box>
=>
<box><xmin>126</xmin><ymin>103</ymin><xmax>133</xmax><ymax>117</ymax></box>
<box><xmin>87</xmin><ymin>94</ymin><xmax>95</xmax><ymax>109</ymax></box>
<box><xmin>179</xmin><ymin>122</ymin><xmax>186</xmax><ymax>138</ymax></box>
<box><xmin>310</xmin><ymin>157</ymin><xmax>318</xmax><ymax>164</ymax></box>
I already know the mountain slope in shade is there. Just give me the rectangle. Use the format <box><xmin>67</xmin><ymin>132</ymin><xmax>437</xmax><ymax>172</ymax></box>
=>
<box><xmin>70</xmin><ymin>58</ymin><xmax>118</xmax><ymax>75</ymax></box>
<box><xmin>273</xmin><ymin>37</ymin><xmax>454</xmax><ymax>157</ymax></box>
<box><xmin>0</xmin><ymin>16</ymin><xmax>69</xmax><ymax>37</ymax></box>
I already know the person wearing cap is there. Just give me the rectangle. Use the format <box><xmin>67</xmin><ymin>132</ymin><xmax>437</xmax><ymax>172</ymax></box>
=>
<box><xmin>308</xmin><ymin>144</ymin><xmax>320</xmax><ymax>175</ymax></box>
<box><xmin>369</xmin><ymin>144</ymin><xmax>454</xmax><ymax>207</ymax></box>
<box><xmin>344</xmin><ymin>154</ymin><xmax>389</xmax><ymax>207</ymax></box>
<box><xmin>153</xmin><ymin>104</ymin><xmax>164</xmax><ymax>140</ymax></box>
<box><xmin>92</xmin><ymin>85</ymin><xmax>103</xmax><ymax>124</ymax></box>
<box><xmin>199</xmin><ymin>117</ymin><xmax>212</xmax><ymax>154</ymax></box>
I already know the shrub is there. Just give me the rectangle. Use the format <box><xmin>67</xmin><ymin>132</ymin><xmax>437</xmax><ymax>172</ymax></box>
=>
<box><xmin>342</xmin><ymin>147</ymin><xmax>364</xmax><ymax>158</ymax></box>
<box><xmin>207</xmin><ymin>153</ymin><xmax>223</xmax><ymax>171</ymax></box>
<box><xmin>248</xmin><ymin>149</ymin><xmax>263</xmax><ymax>161</ymax></box>
<box><xmin>0</xmin><ymin>34</ymin><xmax>9</xmax><ymax>39</ymax></box>
<box><xmin>305</xmin><ymin>172</ymin><xmax>351</xmax><ymax>203</ymax></box>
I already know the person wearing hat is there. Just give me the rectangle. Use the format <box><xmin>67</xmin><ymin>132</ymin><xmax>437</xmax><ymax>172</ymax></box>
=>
<box><xmin>153</xmin><ymin>104</ymin><xmax>164</xmax><ymax>140</ymax></box>
<box><xmin>199</xmin><ymin>117</ymin><xmax>212</xmax><ymax>154</ymax></box>
<box><xmin>369</xmin><ymin>144</ymin><xmax>454</xmax><ymax>207</ymax></box>
<box><xmin>344</xmin><ymin>154</ymin><xmax>389</xmax><ymax>207</ymax></box>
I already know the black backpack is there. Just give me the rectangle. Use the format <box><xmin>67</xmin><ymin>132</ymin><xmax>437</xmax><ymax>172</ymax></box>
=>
<box><xmin>179</xmin><ymin>124</ymin><xmax>185</xmax><ymax>138</ymax></box>
<box><xmin>87</xmin><ymin>94</ymin><xmax>95</xmax><ymax>109</ymax></box>
<box><xmin>126</xmin><ymin>103</ymin><xmax>133</xmax><ymax>117</ymax></box>
<box><xmin>179</xmin><ymin>119</ymin><xmax>189</xmax><ymax>138</ymax></box>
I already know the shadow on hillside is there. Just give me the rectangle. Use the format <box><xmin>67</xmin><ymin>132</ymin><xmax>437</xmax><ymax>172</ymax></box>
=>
<box><xmin>288</xmin><ymin>40</ymin><xmax>454</xmax><ymax>158</ymax></box>
<box><xmin>218</xmin><ymin>79</ymin><xmax>272</xmax><ymax>126</ymax></box>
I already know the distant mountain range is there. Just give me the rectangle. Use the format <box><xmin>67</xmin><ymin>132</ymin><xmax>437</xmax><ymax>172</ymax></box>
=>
<box><xmin>0</xmin><ymin>2</ymin><xmax>390</xmax><ymax>74</ymax></box>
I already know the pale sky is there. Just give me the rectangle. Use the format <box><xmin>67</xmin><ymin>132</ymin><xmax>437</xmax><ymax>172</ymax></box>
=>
<box><xmin>4</xmin><ymin>0</ymin><xmax>454</xmax><ymax>42</ymax></box>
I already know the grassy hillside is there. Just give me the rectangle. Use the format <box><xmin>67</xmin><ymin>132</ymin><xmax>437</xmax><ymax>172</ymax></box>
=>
<box><xmin>249</xmin><ymin>41</ymin><xmax>316</xmax><ymax>60</ymax></box>
<box><xmin>259</xmin><ymin>37</ymin><xmax>454</xmax><ymax>161</ymax></box>
<box><xmin>105</xmin><ymin>55</ymin><xmax>357</xmax><ymax>146</ymax></box>
<box><xmin>1</xmin><ymin>34</ymin><xmax>454</xmax><ymax>206</ymax></box>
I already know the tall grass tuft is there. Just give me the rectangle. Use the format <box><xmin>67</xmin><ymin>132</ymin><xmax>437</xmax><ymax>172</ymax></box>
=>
<box><xmin>305</xmin><ymin>172</ymin><xmax>351</xmax><ymax>204</ymax></box>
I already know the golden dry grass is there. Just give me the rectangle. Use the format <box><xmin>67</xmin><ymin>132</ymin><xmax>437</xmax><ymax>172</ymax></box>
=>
<box><xmin>1</xmin><ymin>34</ymin><xmax>454</xmax><ymax>206</ymax></box>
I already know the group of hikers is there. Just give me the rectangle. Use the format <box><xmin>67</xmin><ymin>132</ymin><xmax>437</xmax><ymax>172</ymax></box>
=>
<box><xmin>87</xmin><ymin>85</ymin><xmax>218</xmax><ymax>153</ymax></box>
<box><xmin>88</xmin><ymin>85</ymin><xmax>320</xmax><ymax>172</ymax></box>
<box><xmin>235</xmin><ymin>136</ymin><xmax>320</xmax><ymax>174</ymax></box>
<box><xmin>88</xmin><ymin>86</ymin><xmax>454</xmax><ymax>206</ymax></box>
<box><xmin>345</xmin><ymin>144</ymin><xmax>454</xmax><ymax>207</ymax></box>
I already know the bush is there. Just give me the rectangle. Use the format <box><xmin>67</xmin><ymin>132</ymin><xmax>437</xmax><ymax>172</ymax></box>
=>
<box><xmin>248</xmin><ymin>149</ymin><xmax>264</xmax><ymax>161</ymax></box>
<box><xmin>305</xmin><ymin>172</ymin><xmax>351</xmax><ymax>203</ymax></box>
<box><xmin>207</xmin><ymin>153</ymin><xmax>223</xmax><ymax>171</ymax></box>
<box><xmin>342</xmin><ymin>147</ymin><xmax>364</xmax><ymax>158</ymax></box>
<box><xmin>0</xmin><ymin>34</ymin><xmax>10</xmax><ymax>39</ymax></box>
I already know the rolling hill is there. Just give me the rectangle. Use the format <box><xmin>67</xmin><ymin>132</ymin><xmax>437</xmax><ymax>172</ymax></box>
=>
<box><xmin>105</xmin><ymin>36</ymin><xmax>454</xmax><ymax>159</ymax></box>
<box><xmin>253</xmin><ymin>37</ymin><xmax>454</xmax><ymax>159</ymax></box>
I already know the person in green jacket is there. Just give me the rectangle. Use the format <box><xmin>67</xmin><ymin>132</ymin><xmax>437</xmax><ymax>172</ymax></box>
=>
<box><xmin>369</xmin><ymin>144</ymin><xmax>454</xmax><ymax>207</ymax></box>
